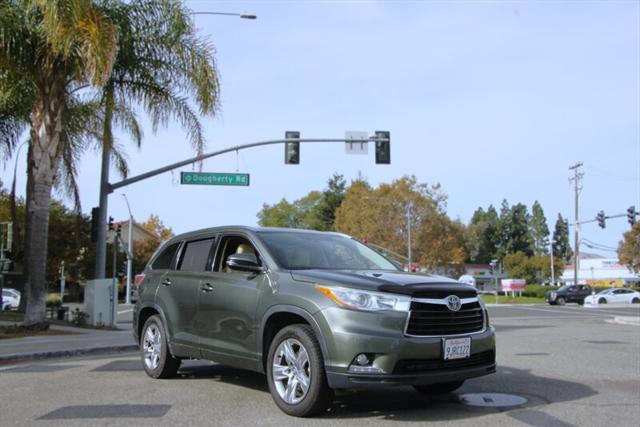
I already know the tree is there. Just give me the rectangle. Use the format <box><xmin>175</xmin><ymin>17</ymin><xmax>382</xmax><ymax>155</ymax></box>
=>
<box><xmin>1</xmin><ymin>0</ymin><xmax>119</xmax><ymax>328</ymax></box>
<box><xmin>618</xmin><ymin>222</ymin><xmax>640</xmax><ymax>274</ymax></box>
<box><xmin>506</xmin><ymin>203</ymin><xmax>534</xmax><ymax>256</ymax></box>
<box><xmin>316</xmin><ymin>174</ymin><xmax>346</xmax><ymax>231</ymax></box>
<box><xmin>530</xmin><ymin>201</ymin><xmax>550</xmax><ymax>256</ymax></box>
<box><xmin>552</xmin><ymin>214</ymin><xmax>573</xmax><ymax>263</ymax></box>
<box><xmin>466</xmin><ymin>205</ymin><xmax>500</xmax><ymax>264</ymax></box>
<box><xmin>257</xmin><ymin>174</ymin><xmax>346</xmax><ymax>231</ymax></box>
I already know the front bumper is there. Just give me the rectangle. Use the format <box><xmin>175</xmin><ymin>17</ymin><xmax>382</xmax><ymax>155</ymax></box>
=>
<box><xmin>315</xmin><ymin>306</ymin><xmax>496</xmax><ymax>389</ymax></box>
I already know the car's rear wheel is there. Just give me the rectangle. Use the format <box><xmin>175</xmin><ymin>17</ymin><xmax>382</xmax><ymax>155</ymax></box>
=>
<box><xmin>556</xmin><ymin>297</ymin><xmax>566</xmax><ymax>306</ymax></box>
<box><xmin>140</xmin><ymin>315</ymin><xmax>180</xmax><ymax>379</ymax></box>
<box><xmin>631</xmin><ymin>297</ymin><xmax>639</xmax><ymax>304</ymax></box>
<box><xmin>598</xmin><ymin>298</ymin><xmax>607</xmax><ymax>304</ymax></box>
<box><xmin>414</xmin><ymin>381</ymin><xmax>465</xmax><ymax>395</ymax></box>
<box><xmin>266</xmin><ymin>324</ymin><xmax>333</xmax><ymax>417</ymax></box>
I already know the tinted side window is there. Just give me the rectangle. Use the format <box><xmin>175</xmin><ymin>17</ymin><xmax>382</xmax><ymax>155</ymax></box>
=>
<box><xmin>179</xmin><ymin>238</ymin><xmax>215</xmax><ymax>272</ymax></box>
<box><xmin>152</xmin><ymin>242</ymin><xmax>181</xmax><ymax>270</ymax></box>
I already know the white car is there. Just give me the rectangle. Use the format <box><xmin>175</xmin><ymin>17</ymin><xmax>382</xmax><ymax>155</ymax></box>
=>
<box><xmin>2</xmin><ymin>288</ymin><xmax>21</xmax><ymax>311</ymax></box>
<box><xmin>585</xmin><ymin>288</ymin><xmax>640</xmax><ymax>305</ymax></box>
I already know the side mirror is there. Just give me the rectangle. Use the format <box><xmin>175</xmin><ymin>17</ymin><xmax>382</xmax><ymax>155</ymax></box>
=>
<box><xmin>226</xmin><ymin>253</ymin><xmax>263</xmax><ymax>273</ymax></box>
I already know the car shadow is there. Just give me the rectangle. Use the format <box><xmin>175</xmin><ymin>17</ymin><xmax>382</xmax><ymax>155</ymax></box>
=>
<box><xmin>323</xmin><ymin>365</ymin><xmax>597</xmax><ymax>421</ymax></box>
<box><xmin>170</xmin><ymin>362</ymin><xmax>596</xmax><ymax>421</ymax></box>
<box><xmin>176</xmin><ymin>361</ymin><xmax>269</xmax><ymax>392</ymax></box>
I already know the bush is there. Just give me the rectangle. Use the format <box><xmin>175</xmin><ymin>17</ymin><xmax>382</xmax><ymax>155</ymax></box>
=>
<box><xmin>71</xmin><ymin>308</ymin><xmax>88</xmax><ymax>327</ymax></box>
<box><xmin>523</xmin><ymin>284</ymin><xmax>559</xmax><ymax>298</ymax></box>
<box><xmin>45</xmin><ymin>294</ymin><xmax>62</xmax><ymax>307</ymax></box>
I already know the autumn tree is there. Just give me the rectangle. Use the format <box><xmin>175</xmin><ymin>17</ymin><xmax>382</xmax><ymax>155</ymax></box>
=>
<box><xmin>334</xmin><ymin>176</ymin><xmax>464</xmax><ymax>272</ymax></box>
<box><xmin>618</xmin><ymin>222</ymin><xmax>640</xmax><ymax>273</ymax></box>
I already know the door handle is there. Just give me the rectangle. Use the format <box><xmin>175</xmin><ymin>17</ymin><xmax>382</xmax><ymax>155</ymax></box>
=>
<box><xmin>162</xmin><ymin>278</ymin><xmax>172</xmax><ymax>286</ymax></box>
<box><xmin>200</xmin><ymin>283</ymin><xmax>214</xmax><ymax>293</ymax></box>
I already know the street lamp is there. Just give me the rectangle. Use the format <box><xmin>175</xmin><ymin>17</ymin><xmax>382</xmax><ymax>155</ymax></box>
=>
<box><xmin>122</xmin><ymin>194</ymin><xmax>134</xmax><ymax>305</ymax></box>
<box><xmin>191</xmin><ymin>11</ymin><xmax>257</xmax><ymax>19</ymax></box>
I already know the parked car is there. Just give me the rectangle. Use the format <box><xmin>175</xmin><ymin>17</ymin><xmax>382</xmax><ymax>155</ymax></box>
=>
<box><xmin>546</xmin><ymin>284</ymin><xmax>592</xmax><ymax>306</ymax></box>
<box><xmin>585</xmin><ymin>288</ymin><xmax>640</xmax><ymax>305</ymax></box>
<box><xmin>2</xmin><ymin>288</ymin><xmax>20</xmax><ymax>310</ymax></box>
<box><xmin>133</xmin><ymin>227</ymin><xmax>496</xmax><ymax>417</ymax></box>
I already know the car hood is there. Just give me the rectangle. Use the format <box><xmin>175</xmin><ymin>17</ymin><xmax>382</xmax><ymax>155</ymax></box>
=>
<box><xmin>290</xmin><ymin>269</ymin><xmax>477</xmax><ymax>298</ymax></box>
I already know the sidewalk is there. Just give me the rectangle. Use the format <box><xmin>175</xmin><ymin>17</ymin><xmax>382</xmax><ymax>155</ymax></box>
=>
<box><xmin>0</xmin><ymin>320</ymin><xmax>137</xmax><ymax>364</ymax></box>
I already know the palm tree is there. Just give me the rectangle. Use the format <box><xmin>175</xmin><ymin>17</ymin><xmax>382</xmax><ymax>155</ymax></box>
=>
<box><xmin>93</xmin><ymin>0</ymin><xmax>219</xmax><ymax>278</ymax></box>
<box><xmin>0</xmin><ymin>0</ymin><xmax>119</xmax><ymax>327</ymax></box>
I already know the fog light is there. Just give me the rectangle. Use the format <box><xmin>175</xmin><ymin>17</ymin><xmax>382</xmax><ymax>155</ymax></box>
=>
<box><xmin>355</xmin><ymin>353</ymin><xmax>370</xmax><ymax>366</ymax></box>
<box><xmin>348</xmin><ymin>353</ymin><xmax>384</xmax><ymax>374</ymax></box>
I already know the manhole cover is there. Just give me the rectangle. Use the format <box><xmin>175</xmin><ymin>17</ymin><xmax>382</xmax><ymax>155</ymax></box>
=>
<box><xmin>459</xmin><ymin>393</ymin><xmax>528</xmax><ymax>408</ymax></box>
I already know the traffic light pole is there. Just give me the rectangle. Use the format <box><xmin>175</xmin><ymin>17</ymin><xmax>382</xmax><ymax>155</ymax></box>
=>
<box><xmin>94</xmin><ymin>134</ymin><xmax>389</xmax><ymax>280</ymax></box>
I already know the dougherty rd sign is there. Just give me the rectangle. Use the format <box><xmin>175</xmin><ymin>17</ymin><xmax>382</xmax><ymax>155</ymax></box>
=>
<box><xmin>180</xmin><ymin>172</ymin><xmax>250</xmax><ymax>186</ymax></box>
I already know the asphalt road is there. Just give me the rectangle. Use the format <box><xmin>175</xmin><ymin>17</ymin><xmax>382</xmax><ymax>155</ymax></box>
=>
<box><xmin>1</xmin><ymin>304</ymin><xmax>638</xmax><ymax>426</ymax></box>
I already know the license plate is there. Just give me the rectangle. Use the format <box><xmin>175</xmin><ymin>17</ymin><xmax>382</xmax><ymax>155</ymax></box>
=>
<box><xmin>443</xmin><ymin>337</ymin><xmax>471</xmax><ymax>360</ymax></box>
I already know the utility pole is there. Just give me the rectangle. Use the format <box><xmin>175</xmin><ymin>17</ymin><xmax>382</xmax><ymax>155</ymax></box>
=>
<box><xmin>569</xmin><ymin>162</ymin><xmax>584</xmax><ymax>286</ymax></box>
<box><xmin>549</xmin><ymin>240</ymin><xmax>555</xmax><ymax>286</ymax></box>
<box><xmin>406</xmin><ymin>202</ymin><xmax>413</xmax><ymax>271</ymax></box>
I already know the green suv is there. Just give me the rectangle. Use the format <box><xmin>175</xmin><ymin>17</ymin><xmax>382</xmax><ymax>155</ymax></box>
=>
<box><xmin>133</xmin><ymin>227</ymin><xmax>496</xmax><ymax>416</ymax></box>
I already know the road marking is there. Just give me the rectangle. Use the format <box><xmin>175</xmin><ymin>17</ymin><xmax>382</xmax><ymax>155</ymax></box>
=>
<box><xmin>504</xmin><ymin>306</ymin><xmax>625</xmax><ymax>318</ymax></box>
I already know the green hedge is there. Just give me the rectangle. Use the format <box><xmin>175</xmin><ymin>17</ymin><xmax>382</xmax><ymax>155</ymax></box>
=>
<box><xmin>45</xmin><ymin>294</ymin><xmax>62</xmax><ymax>307</ymax></box>
<box><xmin>523</xmin><ymin>284</ymin><xmax>559</xmax><ymax>298</ymax></box>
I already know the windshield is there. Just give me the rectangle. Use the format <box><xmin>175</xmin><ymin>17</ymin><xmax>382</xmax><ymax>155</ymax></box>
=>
<box><xmin>596</xmin><ymin>289</ymin><xmax>613</xmax><ymax>295</ymax></box>
<box><xmin>258</xmin><ymin>231</ymin><xmax>399</xmax><ymax>271</ymax></box>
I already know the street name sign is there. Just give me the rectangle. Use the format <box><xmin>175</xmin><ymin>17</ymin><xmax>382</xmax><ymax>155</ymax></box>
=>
<box><xmin>180</xmin><ymin>172</ymin><xmax>250</xmax><ymax>186</ymax></box>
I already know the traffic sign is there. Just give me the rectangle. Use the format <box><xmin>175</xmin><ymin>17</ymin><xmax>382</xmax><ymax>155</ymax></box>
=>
<box><xmin>345</xmin><ymin>131</ymin><xmax>369</xmax><ymax>154</ymax></box>
<box><xmin>180</xmin><ymin>172</ymin><xmax>250</xmax><ymax>186</ymax></box>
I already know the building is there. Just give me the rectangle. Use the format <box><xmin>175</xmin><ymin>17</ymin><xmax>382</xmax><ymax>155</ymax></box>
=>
<box><xmin>561</xmin><ymin>256</ymin><xmax>638</xmax><ymax>287</ymax></box>
<box><xmin>107</xmin><ymin>220</ymin><xmax>160</xmax><ymax>245</ymax></box>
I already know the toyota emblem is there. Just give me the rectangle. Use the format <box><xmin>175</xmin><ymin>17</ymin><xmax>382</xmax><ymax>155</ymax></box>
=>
<box><xmin>446</xmin><ymin>295</ymin><xmax>462</xmax><ymax>312</ymax></box>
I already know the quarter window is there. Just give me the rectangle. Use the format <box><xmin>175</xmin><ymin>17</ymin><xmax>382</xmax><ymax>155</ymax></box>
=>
<box><xmin>178</xmin><ymin>238</ymin><xmax>215</xmax><ymax>272</ymax></box>
<box><xmin>152</xmin><ymin>242</ymin><xmax>181</xmax><ymax>270</ymax></box>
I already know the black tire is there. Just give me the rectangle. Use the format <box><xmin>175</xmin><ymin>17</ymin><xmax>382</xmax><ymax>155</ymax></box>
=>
<box><xmin>266</xmin><ymin>324</ymin><xmax>333</xmax><ymax>417</ymax></box>
<box><xmin>577</xmin><ymin>300</ymin><xmax>584</xmax><ymax>306</ymax></box>
<box><xmin>631</xmin><ymin>298</ymin><xmax>640</xmax><ymax>304</ymax></box>
<box><xmin>556</xmin><ymin>297</ymin><xmax>566</xmax><ymax>306</ymax></box>
<box><xmin>414</xmin><ymin>381</ymin><xmax>465</xmax><ymax>395</ymax></box>
<box><xmin>598</xmin><ymin>298</ymin><xmax>607</xmax><ymax>304</ymax></box>
<box><xmin>140</xmin><ymin>315</ymin><xmax>180</xmax><ymax>379</ymax></box>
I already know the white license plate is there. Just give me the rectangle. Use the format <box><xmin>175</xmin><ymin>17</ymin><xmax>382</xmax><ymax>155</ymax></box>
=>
<box><xmin>443</xmin><ymin>337</ymin><xmax>471</xmax><ymax>360</ymax></box>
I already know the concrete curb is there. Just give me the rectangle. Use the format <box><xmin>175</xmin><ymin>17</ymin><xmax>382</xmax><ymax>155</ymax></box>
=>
<box><xmin>0</xmin><ymin>344</ymin><xmax>138</xmax><ymax>365</ymax></box>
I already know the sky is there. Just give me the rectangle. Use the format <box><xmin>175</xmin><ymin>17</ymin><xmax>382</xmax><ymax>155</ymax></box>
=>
<box><xmin>2</xmin><ymin>0</ymin><xmax>639</xmax><ymax>259</ymax></box>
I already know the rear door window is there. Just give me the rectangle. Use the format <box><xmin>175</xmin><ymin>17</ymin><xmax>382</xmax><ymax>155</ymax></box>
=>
<box><xmin>152</xmin><ymin>242</ymin><xmax>181</xmax><ymax>270</ymax></box>
<box><xmin>178</xmin><ymin>238</ymin><xmax>215</xmax><ymax>272</ymax></box>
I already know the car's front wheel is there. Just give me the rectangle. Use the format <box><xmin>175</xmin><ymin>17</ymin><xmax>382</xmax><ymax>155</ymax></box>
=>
<box><xmin>266</xmin><ymin>324</ymin><xmax>333</xmax><ymax>417</ymax></box>
<box><xmin>140</xmin><ymin>315</ymin><xmax>180</xmax><ymax>379</ymax></box>
<box><xmin>556</xmin><ymin>297</ymin><xmax>566</xmax><ymax>306</ymax></box>
<box><xmin>598</xmin><ymin>298</ymin><xmax>607</xmax><ymax>304</ymax></box>
<box><xmin>414</xmin><ymin>380</ymin><xmax>465</xmax><ymax>395</ymax></box>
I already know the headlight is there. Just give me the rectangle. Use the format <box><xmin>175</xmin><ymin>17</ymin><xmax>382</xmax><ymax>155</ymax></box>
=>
<box><xmin>315</xmin><ymin>285</ymin><xmax>410</xmax><ymax>312</ymax></box>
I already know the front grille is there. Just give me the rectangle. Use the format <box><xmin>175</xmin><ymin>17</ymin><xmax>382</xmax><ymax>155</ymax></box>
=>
<box><xmin>405</xmin><ymin>300</ymin><xmax>484</xmax><ymax>336</ymax></box>
<box><xmin>394</xmin><ymin>350</ymin><xmax>495</xmax><ymax>374</ymax></box>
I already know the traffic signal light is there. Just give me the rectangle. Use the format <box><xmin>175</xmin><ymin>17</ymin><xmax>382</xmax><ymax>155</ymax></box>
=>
<box><xmin>628</xmin><ymin>206</ymin><xmax>637</xmax><ymax>226</ymax></box>
<box><xmin>375</xmin><ymin>131</ymin><xmax>390</xmax><ymax>164</ymax></box>
<box><xmin>91</xmin><ymin>207</ymin><xmax>99</xmax><ymax>242</ymax></box>
<box><xmin>284</xmin><ymin>131</ymin><xmax>300</xmax><ymax>164</ymax></box>
<box><xmin>596</xmin><ymin>211</ymin><xmax>606</xmax><ymax>229</ymax></box>
<box><xmin>108</xmin><ymin>216</ymin><xmax>114</xmax><ymax>231</ymax></box>
<box><xmin>116</xmin><ymin>224</ymin><xmax>122</xmax><ymax>236</ymax></box>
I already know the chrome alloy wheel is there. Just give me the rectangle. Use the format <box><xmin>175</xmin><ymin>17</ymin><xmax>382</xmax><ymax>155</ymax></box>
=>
<box><xmin>272</xmin><ymin>338</ymin><xmax>311</xmax><ymax>404</ymax></box>
<box><xmin>143</xmin><ymin>324</ymin><xmax>161</xmax><ymax>370</ymax></box>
